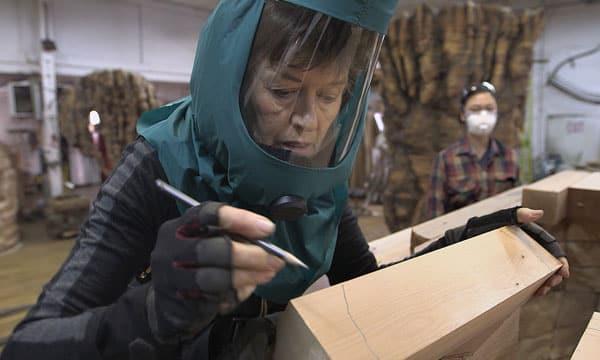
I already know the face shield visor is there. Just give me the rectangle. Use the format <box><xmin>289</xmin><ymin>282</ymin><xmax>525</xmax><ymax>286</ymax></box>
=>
<box><xmin>240</xmin><ymin>0</ymin><xmax>384</xmax><ymax>168</ymax></box>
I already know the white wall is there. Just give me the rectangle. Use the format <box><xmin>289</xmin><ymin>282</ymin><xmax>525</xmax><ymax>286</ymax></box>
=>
<box><xmin>530</xmin><ymin>1</ymin><xmax>600</xmax><ymax>167</ymax></box>
<box><xmin>0</xmin><ymin>0</ymin><xmax>212</xmax><ymax>164</ymax></box>
<box><xmin>0</xmin><ymin>0</ymin><xmax>40</xmax><ymax>74</ymax></box>
<box><xmin>4</xmin><ymin>0</ymin><xmax>599</xmax><ymax>166</ymax></box>
<box><xmin>0</xmin><ymin>0</ymin><xmax>211</xmax><ymax>83</ymax></box>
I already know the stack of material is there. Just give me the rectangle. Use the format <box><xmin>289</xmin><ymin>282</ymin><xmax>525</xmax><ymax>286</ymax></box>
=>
<box><xmin>519</xmin><ymin>171</ymin><xmax>600</xmax><ymax>359</ymax></box>
<box><xmin>0</xmin><ymin>144</ymin><xmax>20</xmax><ymax>254</ymax></box>
<box><xmin>379</xmin><ymin>3</ymin><xmax>544</xmax><ymax>231</ymax></box>
<box><xmin>59</xmin><ymin>70</ymin><xmax>159</xmax><ymax>171</ymax></box>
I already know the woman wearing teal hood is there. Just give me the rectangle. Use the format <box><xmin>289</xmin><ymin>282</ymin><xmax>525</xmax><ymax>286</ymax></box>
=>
<box><xmin>2</xmin><ymin>1</ymin><xmax>569</xmax><ymax>359</ymax></box>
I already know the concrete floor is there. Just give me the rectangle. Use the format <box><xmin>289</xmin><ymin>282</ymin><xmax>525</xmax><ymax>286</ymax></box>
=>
<box><xmin>0</xmin><ymin>220</ymin><xmax>75</xmax><ymax>349</ymax></box>
<box><xmin>0</xmin><ymin>196</ymin><xmax>389</xmax><ymax>352</ymax></box>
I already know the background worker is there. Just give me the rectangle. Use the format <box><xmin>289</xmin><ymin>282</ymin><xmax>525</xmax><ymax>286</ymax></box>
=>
<box><xmin>426</xmin><ymin>81</ymin><xmax>520</xmax><ymax>219</ymax></box>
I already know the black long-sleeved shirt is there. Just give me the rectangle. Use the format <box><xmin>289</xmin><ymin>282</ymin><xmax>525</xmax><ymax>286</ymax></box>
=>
<box><xmin>1</xmin><ymin>138</ymin><xmax>379</xmax><ymax>360</ymax></box>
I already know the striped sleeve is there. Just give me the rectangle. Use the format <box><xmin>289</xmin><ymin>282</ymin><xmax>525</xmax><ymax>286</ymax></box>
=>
<box><xmin>1</xmin><ymin>138</ymin><xmax>179</xmax><ymax>360</ymax></box>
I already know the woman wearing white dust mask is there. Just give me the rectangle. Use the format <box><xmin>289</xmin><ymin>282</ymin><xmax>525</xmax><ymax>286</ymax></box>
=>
<box><xmin>426</xmin><ymin>81</ymin><xmax>520</xmax><ymax>219</ymax></box>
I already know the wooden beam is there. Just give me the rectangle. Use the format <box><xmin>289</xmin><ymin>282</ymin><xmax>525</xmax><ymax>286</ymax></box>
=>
<box><xmin>522</xmin><ymin>170</ymin><xmax>589</xmax><ymax>226</ymax></box>
<box><xmin>567</xmin><ymin>172</ymin><xmax>600</xmax><ymax>222</ymax></box>
<box><xmin>369</xmin><ymin>228</ymin><xmax>412</xmax><ymax>265</ymax></box>
<box><xmin>274</xmin><ymin>227</ymin><xmax>561</xmax><ymax>360</ymax></box>
<box><xmin>441</xmin><ymin>309</ymin><xmax>520</xmax><ymax>360</ymax></box>
<box><xmin>571</xmin><ymin>312</ymin><xmax>600</xmax><ymax>360</ymax></box>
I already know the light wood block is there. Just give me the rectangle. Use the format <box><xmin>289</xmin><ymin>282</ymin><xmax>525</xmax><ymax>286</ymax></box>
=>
<box><xmin>571</xmin><ymin>312</ymin><xmax>600</xmax><ymax>360</ymax></box>
<box><xmin>567</xmin><ymin>172</ymin><xmax>600</xmax><ymax>222</ymax></box>
<box><xmin>522</xmin><ymin>170</ymin><xmax>589</xmax><ymax>226</ymax></box>
<box><xmin>368</xmin><ymin>228</ymin><xmax>412</xmax><ymax>265</ymax></box>
<box><xmin>442</xmin><ymin>309</ymin><xmax>520</xmax><ymax>360</ymax></box>
<box><xmin>411</xmin><ymin>186</ymin><xmax>523</xmax><ymax>251</ymax></box>
<box><xmin>275</xmin><ymin>227</ymin><xmax>561</xmax><ymax>360</ymax></box>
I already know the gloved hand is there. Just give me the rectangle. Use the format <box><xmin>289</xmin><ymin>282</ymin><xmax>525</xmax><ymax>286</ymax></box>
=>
<box><xmin>516</xmin><ymin>210</ymin><xmax>570</xmax><ymax>296</ymax></box>
<box><xmin>147</xmin><ymin>202</ymin><xmax>284</xmax><ymax>343</ymax></box>
<box><xmin>462</xmin><ymin>207</ymin><xmax>570</xmax><ymax>296</ymax></box>
<box><xmin>455</xmin><ymin>207</ymin><xmax>570</xmax><ymax>297</ymax></box>
<box><xmin>406</xmin><ymin>207</ymin><xmax>569</xmax><ymax>296</ymax></box>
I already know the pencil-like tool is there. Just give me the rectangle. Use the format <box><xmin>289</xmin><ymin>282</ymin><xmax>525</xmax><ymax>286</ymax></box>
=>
<box><xmin>155</xmin><ymin>179</ymin><xmax>308</xmax><ymax>269</ymax></box>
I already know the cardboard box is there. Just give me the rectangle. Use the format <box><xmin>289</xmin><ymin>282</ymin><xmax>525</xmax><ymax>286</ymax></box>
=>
<box><xmin>275</xmin><ymin>227</ymin><xmax>561</xmax><ymax>360</ymax></box>
<box><xmin>567</xmin><ymin>172</ymin><xmax>600</xmax><ymax>222</ymax></box>
<box><xmin>571</xmin><ymin>312</ymin><xmax>600</xmax><ymax>360</ymax></box>
<box><xmin>522</xmin><ymin>170</ymin><xmax>589</xmax><ymax>226</ymax></box>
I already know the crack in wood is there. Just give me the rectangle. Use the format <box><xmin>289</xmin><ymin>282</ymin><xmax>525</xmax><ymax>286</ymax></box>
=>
<box><xmin>341</xmin><ymin>284</ymin><xmax>380</xmax><ymax>359</ymax></box>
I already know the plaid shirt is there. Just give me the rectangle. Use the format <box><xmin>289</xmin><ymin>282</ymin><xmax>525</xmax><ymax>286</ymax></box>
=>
<box><xmin>426</xmin><ymin>137</ymin><xmax>519</xmax><ymax>219</ymax></box>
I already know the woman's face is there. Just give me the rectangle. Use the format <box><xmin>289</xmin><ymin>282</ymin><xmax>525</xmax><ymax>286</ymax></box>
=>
<box><xmin>247</xmin><ymin>60</ymin><xmax>348</xmax><ymax>158</ymax></box>
<box><xmin>462</xmin><ymin>92</ymin><xmax>498</xmax><ymax>120</ymax></box>
<box><xmin>462</xmin><ymin>92</ymin><xmax>498</xmax><ymax>137</ymax></box>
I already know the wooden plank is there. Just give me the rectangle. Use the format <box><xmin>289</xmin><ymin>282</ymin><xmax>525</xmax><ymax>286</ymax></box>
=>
<box><xmin>571</xmin><ymin>312</ymin><xmax>600</xmax><ymax>360</ymax></box>
<box><xmin>275</xmin><ymin>305</ymin><xmax>328</xmax><ymax>360</ymax></box>
<box><xmin>411</xmin><ymin>186</ymin><xmax>523</xmax><ymax>251</ymax></box>
<box><xmin>414</xmin><ymin>238</ymin><xmax>435</xmax><ymax>254</ymax></box>
<box><xmin>274</xmin><ymin>227</ymin><xmax>561</xmax><ymax>360</ymax></box>
<box><xmin>469</xmin><ymin>308</ymin><xmax>520</xmax><ymax>360</ymax></box>
<box><xmin>522</xmin><ymin>170</ymin><xmax>589</xmax><ymax>226</ymax></box>
<box><xmin>368</xmin><ymin>228</ymin><xmax>412</xmax><ymax>265</ymax></box>
<box><xmin>442</xmin><ymin>309</ymin><xmax>520</xmax><ymax>360</ymax></box>
<box><xmin>567</xmin><ymin>172</ymin><xmax>600</xmax><ymax>222</ymax></box>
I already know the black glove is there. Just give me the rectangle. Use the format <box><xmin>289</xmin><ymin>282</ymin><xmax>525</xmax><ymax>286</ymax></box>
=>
<box><xmin>147</xmin><ymin>201</ymin><xmax>239</xmax><ymax>343</ymax></box>
<box><xmin>397</xmin><ymin>207</ymin><xmax>566</xmax><ymax>264</ymax></box>
<box><xmin>444</xmin><ymin>206</ymin><xmax>520</xmax><ymax>244</ymax></box>
<box><xmin>449</xmin><ymin>206</ymin><xmax>566</xmax><ymax>259</ymax></box>
<box><xmin>520</xmin><ymin>222</ymin><xmax>566</xmax><ymax>259</ymax></box>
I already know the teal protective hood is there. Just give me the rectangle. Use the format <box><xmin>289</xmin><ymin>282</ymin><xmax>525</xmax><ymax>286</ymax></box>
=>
<box><xmin>286</xmin><ymin>0</ymin><xmax>398</xmax><ymax>34</ymax></box>
<box><xmin>138</xmin><ymin>0</ymin><xmax>398</xmax><ymax>303</ymax></box>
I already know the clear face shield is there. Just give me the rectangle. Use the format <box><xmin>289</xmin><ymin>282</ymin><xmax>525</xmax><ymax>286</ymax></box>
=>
<box><xmin>240</xmin><ymin>0</ymin><xmax>384</xmax><ymax>168</ymax></box>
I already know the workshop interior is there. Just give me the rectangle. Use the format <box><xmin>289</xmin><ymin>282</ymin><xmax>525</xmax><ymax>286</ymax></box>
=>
<box><xmin>1</xmin><ymin>0</ymin><xmax>600</xmax><ymax>359</ymax></box>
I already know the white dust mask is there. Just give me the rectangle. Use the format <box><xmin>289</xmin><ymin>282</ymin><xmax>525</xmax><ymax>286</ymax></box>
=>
<box><xmin>466</xmin><ymin>110</ymin><xmax>497</xmax><ymax>136</ymax></box>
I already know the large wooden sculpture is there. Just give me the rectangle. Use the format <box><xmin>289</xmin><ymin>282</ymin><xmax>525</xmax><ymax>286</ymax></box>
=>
<box><xmin>0</xmin><ymin>144</ymin><xmax>19</xmax><ymax>254</ymax></box>
<box><xmin>58</xmin><ymin>70</ymin><xmax>158</xmax><ymax>172</ymax></box>
<box><xmin>380</xmin><ymin>4</ymin><xmax>544</xmax><ymax>230</ymax></box>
